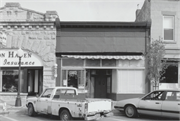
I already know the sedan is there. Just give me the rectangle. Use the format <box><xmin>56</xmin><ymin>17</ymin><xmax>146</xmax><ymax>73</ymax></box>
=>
<box><xmin>114</xmin><ymin>90</ymin><xmax>180</xmax><ymax>119</ymax></box>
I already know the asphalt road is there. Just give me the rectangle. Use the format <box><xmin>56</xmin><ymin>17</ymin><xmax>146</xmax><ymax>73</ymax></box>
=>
<box><xmin>0</xmin><ymin>108</ymin><xmax>179</xmax><ymax>121</ymax></box>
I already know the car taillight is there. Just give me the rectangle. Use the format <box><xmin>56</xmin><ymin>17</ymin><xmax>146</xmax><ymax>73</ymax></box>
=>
<box><xmin>111</xmin><ymin>100</ymin><xmax>114</xmax><ymax>110</ymax></box>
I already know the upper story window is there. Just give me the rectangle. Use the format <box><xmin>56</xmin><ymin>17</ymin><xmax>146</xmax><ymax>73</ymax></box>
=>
<box><xmin>163</xmin><ymin>16</ymin><xmax>174</xmax><ymax>41</ymax></box>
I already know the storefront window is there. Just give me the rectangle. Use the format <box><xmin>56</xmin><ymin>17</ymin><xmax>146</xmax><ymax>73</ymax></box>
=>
<box><xmin>62</xmin><ymin>70</ymin><xmax>85</xmax><ymax>89</ymax></box>
<box><xmin>86</xmin><ymin>59</ymin><xmax>100</xmax><ymax>66</ymax></box>
<box><xmin>2</xmin><ymin>70</ymin><xmax>19</xmax><ymax>92</ymax></box>
<box><xmin>102</xmin><ymin>59</ymin><xmax>116</xmax><ymax>67</ymax></box>
<box><xmin>160</xmin><ymin>61</ymin><xmax>178</xmax><ymax>83</ymax></box>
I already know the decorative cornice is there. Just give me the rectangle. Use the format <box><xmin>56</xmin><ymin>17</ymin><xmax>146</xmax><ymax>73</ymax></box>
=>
<box><xmin>0</xmin><ymin>22</ymin><xmax>56</xmax><ymax>30</ymax></box>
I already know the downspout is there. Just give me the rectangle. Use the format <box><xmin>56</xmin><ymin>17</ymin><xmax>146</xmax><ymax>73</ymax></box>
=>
<box><xmin>145</xmin><ymin>20</ymin><xmax>151</xmax><ymax>93</ymax></box>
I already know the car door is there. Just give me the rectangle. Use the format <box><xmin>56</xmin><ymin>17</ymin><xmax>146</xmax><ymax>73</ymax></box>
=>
<box><xmin>161</xmin><ymin>91</ymin><xmax>180</xmax><ymax>119</ymax></box>
<box><xmin>138</xmin><ymin>91</ymin><xmax>165</xmax><ymax>116</ymax></box>
<box><xmin>36</xmin><ymin>88</ymin><xmax>53</xmax><ymax>114</ymax></box>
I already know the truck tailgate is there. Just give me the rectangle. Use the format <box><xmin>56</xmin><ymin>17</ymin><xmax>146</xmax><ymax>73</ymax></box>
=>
<box><xmin>86</xmin><ymin>99</ymin><xmax>112</xmax><ymax>113</ymax></box>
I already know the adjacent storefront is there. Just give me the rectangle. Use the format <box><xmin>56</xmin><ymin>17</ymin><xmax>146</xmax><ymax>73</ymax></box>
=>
<box><xmin>56</xmin><ymin>21</ymin><xmax>151</xmax><ymax>100</ymax></box>
<box><xmin>0</xmin><ymin>49</ymin><xmax>43</xmax><ymax>95</ymax></box>
<box><xmin>0</xmin><ymin>3</ymin><xmax>58</xmax><ymax>103</ymax></box>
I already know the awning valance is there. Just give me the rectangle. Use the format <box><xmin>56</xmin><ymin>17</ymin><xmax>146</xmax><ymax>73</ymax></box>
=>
<box><xmin>61</xmin><ymin>55</ymin><xmax>144</xmax><ymax>60</ymax></box>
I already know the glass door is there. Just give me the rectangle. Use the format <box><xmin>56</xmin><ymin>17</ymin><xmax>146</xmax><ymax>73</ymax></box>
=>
<box><xmin>27</xmin><ymin>69</ymin><xmax>42</xmax><ymax>96</ymax></box>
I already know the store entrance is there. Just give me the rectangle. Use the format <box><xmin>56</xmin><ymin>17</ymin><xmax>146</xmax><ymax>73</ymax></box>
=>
<box><xmin>27</xmin><ymin>69</ymin><xmax>43</xmax><ymax>96</ymax></box>
<box><xmin>91</xmin><ymin>69</ymin><xmax>111</xmax><ymax>98</ymax></box>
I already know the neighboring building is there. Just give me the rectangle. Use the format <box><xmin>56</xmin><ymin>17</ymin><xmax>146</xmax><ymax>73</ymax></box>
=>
<box><xmin>56</xmin><ymin>21</ymin><xmax>151</xmax><ymax>100</ymax></box>
<box><xmin>0</xmin><ymin>3</ymin><xmax>58</xmax><ymax>103</ymax></box>
<box><xmin>136</xmin><ymin>0</ymin><xmax>180</xmax><ymax>90</ymax></box>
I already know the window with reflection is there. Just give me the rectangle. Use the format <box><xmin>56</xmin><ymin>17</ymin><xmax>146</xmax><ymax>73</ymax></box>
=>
<box><xmin>2</xmin><ymin>70</ymin><xmax>19</xmax><ymax>92</ymax></box>
<box><xmin>62</xmin><ymin>70</ymin><xmax>85</xmax><ymax>89</ymax></box>
<box><xmin>41</xmin><ymin>88</ymin><xmax>53</xmax><ymax>98</ymax></box>
<box><xmin>165</xmin><ymin>91</ymin><xmax>180</xmax><ymax>101</ymax></box>
<box><xmin>143</xmin><ymin>91</ymin><xmax>165</xmax><ymax>100</ymax></box>
<box><xmin>160</xmin><ymin>61</ymin><xmax>178</xmax><ymax>83</ymax></box>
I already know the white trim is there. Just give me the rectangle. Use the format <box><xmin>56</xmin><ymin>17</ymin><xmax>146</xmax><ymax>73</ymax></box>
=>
<box><xmin>61</xmin><ymin>55</ymin><xmax>144</xmax><ymax>60</ymax></box>
<box><xmin>62</xmin><ymin>67</ymin><xmax>145</xmax><ymax>70</ymax></box>
<box><xmin>162</xmin><ymin>15</ymin><xmax>175</xmax><ymax>42</ymax></box>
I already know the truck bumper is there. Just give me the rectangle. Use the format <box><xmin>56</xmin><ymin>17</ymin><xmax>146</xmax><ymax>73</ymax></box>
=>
<box><xmin>104</xmin><ymin>112</ymin><xmax>113</xmax><ymax>117</ymax></box>
<box><xmin>85</xmin><ymin>111</ymin><xmax>113</xmax><ymax>120</ymax></box>
<box><xmin>85</xmin><ymin>113</ymin><xmax>101</xmax><ymax>121</ymax></box>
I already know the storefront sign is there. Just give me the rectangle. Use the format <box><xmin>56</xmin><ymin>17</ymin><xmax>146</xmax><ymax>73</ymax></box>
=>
<box><xmin>0</xmin><ymin>49</ymin><xmax>43</xmax><ymax>67</ymax></box>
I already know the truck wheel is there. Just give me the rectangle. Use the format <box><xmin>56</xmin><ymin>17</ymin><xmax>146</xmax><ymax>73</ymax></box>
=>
<box><xmin>124</xmin><ymin>105</ymin><xmax>137</xmax><ymax>118</ymax></box>
<box><xmin>28</xmin><ymin>104</ymin><xmax>36</xmax><ymax>116</ymax></box>
<box><xmin>60</xmin><ymin>109</ymin><xmax>72</xmax><ymax>121</ymax></box>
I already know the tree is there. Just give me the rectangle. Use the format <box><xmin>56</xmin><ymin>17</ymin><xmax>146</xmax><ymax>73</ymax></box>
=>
<box><xmin>145</xmin><ymin>38</ymin><xmax>168</xmax><ymax>91</ymax></box>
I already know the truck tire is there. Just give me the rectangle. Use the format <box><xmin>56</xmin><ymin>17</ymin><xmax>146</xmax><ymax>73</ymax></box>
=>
<box><xmin>59</xmin><ymin>109</ymin><xmax>72</xmax><ymax>121</ymax></box>
<box><xmin>124</xmin><ymin>105</ymin><xmax>137</xmax><ymax>118</ymax></box>
<box><xmin>28</xmin><ymin>104</ymin><xmax>36</xmax><ymax>116</ymax></box>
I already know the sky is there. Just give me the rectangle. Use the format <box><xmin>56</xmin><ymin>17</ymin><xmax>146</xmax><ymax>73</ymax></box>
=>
<box><xmin>0</xmin><ymin>0</ymin><xmax>145</xmax><ymax>22</ymax></box>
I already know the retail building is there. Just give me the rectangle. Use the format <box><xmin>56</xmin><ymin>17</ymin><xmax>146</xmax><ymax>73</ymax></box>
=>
<box><xmin>56</xmin><ymin>21</ymin><xmax>151</xmax><ymax>100</ymax></box>
<box><xmin>136</xmin><ymin>0</ymin><xmax>180</xmax><ymax>90</ymax></box>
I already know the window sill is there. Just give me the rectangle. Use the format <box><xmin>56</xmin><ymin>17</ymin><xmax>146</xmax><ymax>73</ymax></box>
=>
<box><xmin>163</xmin><ymin>40</ymin><xmax>176</xmax><ymax>44</ymax></box>
<box><xmin>77</xmin><ymin>89</ymin><xmax>88</xmax><ymax>93</ymax></box>
<box><xmin>0</xmin><ymin>92</ymin><xmax>28</xmax><ymax>96</ymax></box>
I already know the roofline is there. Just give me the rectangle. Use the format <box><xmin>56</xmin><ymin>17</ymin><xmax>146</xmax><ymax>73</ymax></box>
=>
<box><xmin>56</xmin><ymin>20</ymin><xmax>151</xmax><ymax>29</ymax></box>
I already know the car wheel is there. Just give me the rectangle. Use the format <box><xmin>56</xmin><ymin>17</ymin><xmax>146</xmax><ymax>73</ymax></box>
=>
<box><xmin>124</xmin><ymin>105</ymin><xmax>137</xmax><ymax>118</ymax></box>
<box><xmin>28</xmin><ymin>104</ymin><xmax>36</xmax><ymax>116</ymax></box>
<box><xmin>59</xmin><ymin>109</ymin><xmax>72</xmax><ymax>121</ymax></box>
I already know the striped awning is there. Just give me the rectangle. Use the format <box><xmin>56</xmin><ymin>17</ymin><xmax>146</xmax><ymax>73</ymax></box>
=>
<box><xmin>61</xmin><ymin>55</ymin><xmax>143</xmax><ymax>60</ymax></box>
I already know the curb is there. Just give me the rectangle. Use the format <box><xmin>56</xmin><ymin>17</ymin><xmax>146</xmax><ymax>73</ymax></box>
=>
<box><xmin>7</xmin><ymin>105</ymin><xmax>26</xmax><ymax>110</ymax></box>
<box><xmin>0</xmin><ymin>110</ymin><xmax>9</xmax><ymax>115</ymax></box>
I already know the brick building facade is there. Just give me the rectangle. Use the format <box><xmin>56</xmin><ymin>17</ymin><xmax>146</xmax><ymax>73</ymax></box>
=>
<box><xmin>136</xmin><ymin>0</ymin><xmax>180</xmax><ymax>90</ymax></box>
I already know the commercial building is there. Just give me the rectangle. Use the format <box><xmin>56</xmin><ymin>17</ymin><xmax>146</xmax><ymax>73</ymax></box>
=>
<box><xmin>0</xmin><ymin>2</ymin><xmax>151</xmax><ymax>102</ymax></box>
<box><xmin>136</xmin><ymin>0</ymin><xmax>180</xmax><ymax>90</ymax></box>
<box><xmin>0</xmin><ymin>3</ymin><xmax>58</xmax><ymax>103</ymax></box>
<box><xmin>56</xmin><ymin>21</ymin><xmax>151</xmax><ymax>100</ymax></box>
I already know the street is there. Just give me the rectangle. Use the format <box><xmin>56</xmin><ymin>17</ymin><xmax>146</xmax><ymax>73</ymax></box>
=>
<box><xmin>0</xmin><ymin>108</ymin><xmax>179</xmax><ymax>121</ymax></box>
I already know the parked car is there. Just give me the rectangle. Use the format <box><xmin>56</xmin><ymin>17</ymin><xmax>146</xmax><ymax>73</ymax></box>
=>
<box><xmin>114</xmin><ymin>89</ymin><xmax>180</xmax><ymax>119</ymax></box>
<box><xmin>26</xmin><ymin>87</ymin><xmax>113</xmax><ymax>121</ymax></box>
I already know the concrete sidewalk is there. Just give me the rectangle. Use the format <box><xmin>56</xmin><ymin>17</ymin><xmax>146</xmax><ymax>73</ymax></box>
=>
<box><xmin>0</xmin><ymin>98</ymin><xmax>26</xmax><ymax>114</ymax></box>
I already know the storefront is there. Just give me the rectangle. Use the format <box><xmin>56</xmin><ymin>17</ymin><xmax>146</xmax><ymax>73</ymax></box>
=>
<box><xmin>56</xmin><ymin>21</ymin><xmax>151</xmax><ymax>101</ymax></box>
<box><xmin>0</xmin><ymin>2</ymin><xmax>58</xmax><ymax>104</ymax></box>
<box><xmin>58</xmin><ymin>55</ymin><xmax>145</xmax><ymax>100</ymax></box>
<box><xmin>0</xmin><ymin>49</ymin><xmax>43</xmax><ymax>95</ymax></box>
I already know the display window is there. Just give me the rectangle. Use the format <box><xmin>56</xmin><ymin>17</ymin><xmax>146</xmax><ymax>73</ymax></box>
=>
<box><xmin>2</xmin><ymin>70</ymin><xmax>19</xmax><ymax>92</ymax></box>
<box><xmin>62</xmin><ymin>70</ymin><xmax>85</xmax><ymax>89</ymax></box>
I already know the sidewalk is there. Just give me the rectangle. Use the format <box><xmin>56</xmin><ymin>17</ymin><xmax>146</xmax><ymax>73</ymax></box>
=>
<box><xmin>0</xmin><ymin>98</ymin><xmax>26</xmax><ymax>114</ymax></box>
<box><xmin>0</xmin><ymin>99</ymin><xmax>9</xmax><ymax>114</ymax></box>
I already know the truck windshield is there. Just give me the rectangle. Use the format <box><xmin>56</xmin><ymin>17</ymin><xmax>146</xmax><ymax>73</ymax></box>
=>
<box><xmin>41</xmin><ymin>88</ymin><xmax>53</xmax><ymax>98</ymax></box>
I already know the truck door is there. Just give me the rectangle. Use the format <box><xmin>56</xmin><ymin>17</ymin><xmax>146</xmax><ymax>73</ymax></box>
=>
<box><xmin>36</xmin><ymin>88</ymin><xmax>53</xmax><ymax>114</ymax></box>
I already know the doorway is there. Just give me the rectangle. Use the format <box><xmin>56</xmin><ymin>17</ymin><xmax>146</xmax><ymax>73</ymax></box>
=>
<box><xmin>27</xmin><ymin>69</ymin><xmax>43</xmax><ymax>96</ymax></box>
<box><xmin>91</xmin><ymin>70</ymin><xmax>111</xmax><ymax>98</ymax></box>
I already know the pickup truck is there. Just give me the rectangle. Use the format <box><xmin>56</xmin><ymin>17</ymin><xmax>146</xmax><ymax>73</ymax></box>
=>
<box><xmin>26</xmin><ymin>87</ymin><xmax>113</xmax><ymax>121</ymax></box>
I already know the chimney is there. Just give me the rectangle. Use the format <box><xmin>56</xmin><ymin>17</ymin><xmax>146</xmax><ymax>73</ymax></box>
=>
<box><xmin>136</xmin><ymin>4</ymin><xmax>141</xmax><ymax>19</ymax></box>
